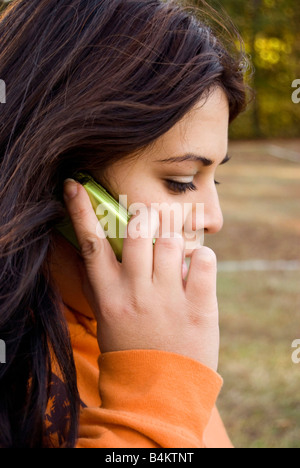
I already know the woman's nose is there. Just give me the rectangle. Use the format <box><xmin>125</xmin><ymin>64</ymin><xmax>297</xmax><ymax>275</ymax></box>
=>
<box><xmin>204</xmin><ymin>188</ymin><xmax>224</xmax><ymax>234</ymax></box>
<box><xmin>204</xmin><ymin>206</ymin><xmax>223</xmax><ymax>234</ymax></box>
<box><xmin>186</xmin><ymin>185</ymin><xmax>224</xmax><ymax>236</ymax></box>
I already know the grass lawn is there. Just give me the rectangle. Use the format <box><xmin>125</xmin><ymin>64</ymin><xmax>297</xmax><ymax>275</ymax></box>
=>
<box><xmin>204</xmin><ymin>140</ymin><xmax>300</xmax><ymax>448</ymax></box>
<box><xmin>217</xmin><ymin>270</ymin><xmax>300</xmax><ymax>448</ymax></box>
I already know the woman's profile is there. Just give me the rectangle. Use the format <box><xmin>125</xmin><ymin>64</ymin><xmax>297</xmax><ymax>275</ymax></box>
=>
<box><xmin>0</xmin><ymin>0</ymin><xmax>248</xmax><ymax>448</ymax></box>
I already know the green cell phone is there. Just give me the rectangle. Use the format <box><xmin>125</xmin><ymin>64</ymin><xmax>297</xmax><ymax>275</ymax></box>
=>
<box><xmin>55</xmin><ymin>172</ymin><xmax>156</xmax><ymax>262</ymax></box>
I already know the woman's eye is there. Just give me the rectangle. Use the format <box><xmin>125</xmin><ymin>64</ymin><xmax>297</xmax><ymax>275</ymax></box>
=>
<box><xmin>166</xmin><ymin>179</ymin><xmax>221</xmax><ymax>193</ymax></box>
<box><xmin>165</xmin><ymin>180</ymin><xmax>197</xmax><ymax>194</ymax></box>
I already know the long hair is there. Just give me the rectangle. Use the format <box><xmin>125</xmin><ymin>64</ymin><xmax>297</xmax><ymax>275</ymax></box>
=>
<box><xmin>0</xmin><ymin>0</ymin><xmax>248</xmax><ymax>447</ymax></box>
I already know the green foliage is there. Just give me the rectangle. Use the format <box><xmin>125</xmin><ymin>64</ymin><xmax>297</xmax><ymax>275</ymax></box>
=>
<box><xmin>194</xmin><ymin>0</ymin><xmax>300</xmax><ymax>139</ymax></box>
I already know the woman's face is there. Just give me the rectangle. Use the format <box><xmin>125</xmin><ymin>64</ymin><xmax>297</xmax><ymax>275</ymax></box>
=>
<box><xmin>94</xmin><ymin>87</ymin><xmax>230</xmax><ymax>258</ymax></box>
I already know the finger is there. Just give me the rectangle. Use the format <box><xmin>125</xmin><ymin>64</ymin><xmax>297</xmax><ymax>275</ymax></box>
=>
<box><xmin>63</xmin><ymin>178</ymin><xmax>120</xmax><ymax>289</ymax></box>
<box><xmin>185</xmin><ymin>246</ymin><xmax>217</xmax><ymax>305</ymax></box>
<box><xmin>121</xmin><ymin>206</ymin><xmax>159</xmax><ymax>281</ymax></box>
<box><xmin>152</xmin><ymin>232</ymin><xmax>185</xmax><ymax>290</ymax></box>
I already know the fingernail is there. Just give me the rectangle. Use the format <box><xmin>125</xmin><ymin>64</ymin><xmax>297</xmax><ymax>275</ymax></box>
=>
<box><xmin>63</xmin><ymin>178</ymin><xmax>78</xmax><ymax>200</ymax></box>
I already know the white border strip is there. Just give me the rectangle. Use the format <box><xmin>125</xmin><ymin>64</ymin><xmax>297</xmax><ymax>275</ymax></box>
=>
<box><xmin>267</xmin><ymin>144</ymin><xmax>300</xmax><ymax>163</ymax></box>
<box><xmin>217</xmin><ymin>260</ymin><xmax>300</xmax><ymax>272</ymax></box>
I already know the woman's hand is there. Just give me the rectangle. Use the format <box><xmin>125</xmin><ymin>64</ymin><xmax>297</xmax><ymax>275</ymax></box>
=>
<box><xmin>63</xmin><ymin>179</ymin><xmax>220</xmax><ymax>372</ymax></box>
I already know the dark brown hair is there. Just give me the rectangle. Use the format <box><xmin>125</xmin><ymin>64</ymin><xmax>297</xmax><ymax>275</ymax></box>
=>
<box><xmin>0</xmin><ymin>0</ymin><xmax>248</xmax><ymax>447</ymax></box>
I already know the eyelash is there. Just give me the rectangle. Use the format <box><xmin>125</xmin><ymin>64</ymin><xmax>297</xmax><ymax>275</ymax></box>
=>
<box><xmin>166</xmin><ymin>179</ymin><xmax>221</xmax><ymax>194</ymax></box>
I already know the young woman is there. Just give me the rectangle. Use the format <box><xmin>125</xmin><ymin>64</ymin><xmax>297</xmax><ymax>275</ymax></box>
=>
<box><xmin>0</xmin><ymin>0</ymin><xmax>248</xmax><ymax>448</ymax></box>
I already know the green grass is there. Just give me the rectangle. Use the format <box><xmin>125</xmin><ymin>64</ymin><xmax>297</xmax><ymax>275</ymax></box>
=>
<box><xmin>204</xmin><ymin>140</ymin><xmax>300</xmax><ymax>448</ymax></box>
<box><xmin>216</xmin><ymin>270</ymin><xmax>300</xmax><ymax>448</ymax></box>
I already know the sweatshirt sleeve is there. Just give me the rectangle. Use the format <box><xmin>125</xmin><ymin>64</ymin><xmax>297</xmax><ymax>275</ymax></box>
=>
<box><xmin>76</xmin><ymin>349</ymin><xmax>223</xmax><ymax>448</ymax></box>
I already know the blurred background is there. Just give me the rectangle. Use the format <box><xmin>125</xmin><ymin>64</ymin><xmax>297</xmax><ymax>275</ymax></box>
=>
<box><xmin>1</xmin><ymin>0</ymin><xmax>299</xmax><ymax>448</ymax></box>
<box><xmin>193</xmin><ymin>0</ymin><xmax>300</xmax><ymax>448</ymax></box>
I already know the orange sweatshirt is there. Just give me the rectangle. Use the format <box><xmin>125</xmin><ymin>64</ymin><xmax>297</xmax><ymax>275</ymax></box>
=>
<box><xmin>48</xmin><ymin>236</ymin><xmax>233</xmax><ymax>448</ymax></box>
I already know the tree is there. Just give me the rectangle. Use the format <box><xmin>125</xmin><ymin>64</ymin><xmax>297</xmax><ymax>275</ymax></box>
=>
<box><xmin>191</xmin><ymin>0</ymin><xmax>300</xmax><ymax>138</ymax></box>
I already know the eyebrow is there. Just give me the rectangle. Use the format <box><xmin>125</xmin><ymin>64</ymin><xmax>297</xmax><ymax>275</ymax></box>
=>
<box><xmin>155</xmin><ymin>153</ymin><xmax>231</xmax><ymax>166</ymax></box>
